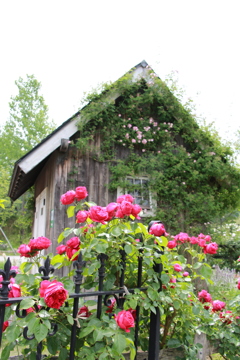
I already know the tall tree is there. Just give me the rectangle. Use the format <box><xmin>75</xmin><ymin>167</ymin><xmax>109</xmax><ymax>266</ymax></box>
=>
<box><xmin>0</xmin><ymin>75</ymin><xmax>55</xmax><ymax>246</ymax></box>
<box><xmin>0</xmin><ymin>74</ymin><xmax>55</xmax><ymax>168</ymax></box>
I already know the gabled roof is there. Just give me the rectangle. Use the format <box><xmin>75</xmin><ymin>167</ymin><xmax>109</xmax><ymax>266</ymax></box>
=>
<box><xmin>8</xmin><ymin>61</ymin><xmax>150</xmax><ymax>201</ymax></box>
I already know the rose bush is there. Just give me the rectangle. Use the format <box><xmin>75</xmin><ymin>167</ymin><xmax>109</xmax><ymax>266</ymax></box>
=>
<box><xmin>1</xmin><ymin>186</ymin><xmax>240</xmax><ymax>360</ymax></box>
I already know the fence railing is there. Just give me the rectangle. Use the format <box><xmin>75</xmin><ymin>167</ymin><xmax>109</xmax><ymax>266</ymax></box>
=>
<box><xmin>0</xmin><ymin>249</ymin><xmax>162</xmax><ymax>360</ymax></box>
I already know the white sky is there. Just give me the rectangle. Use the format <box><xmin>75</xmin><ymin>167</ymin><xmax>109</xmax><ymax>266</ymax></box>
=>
<box><xmin>0</xmin><ymin>0</ymin><xmax>239</xmax><ymax>145</ymax></box>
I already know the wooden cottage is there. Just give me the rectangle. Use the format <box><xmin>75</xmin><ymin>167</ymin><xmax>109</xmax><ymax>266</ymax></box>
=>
<box><xmin>8</xmin><ymin>60</ymin><xmax>240</xmax><ymax>252</ymax></box>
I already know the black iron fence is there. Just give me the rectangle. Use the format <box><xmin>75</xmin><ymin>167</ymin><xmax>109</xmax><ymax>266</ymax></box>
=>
<box><xmin>0</xmin><ymin>249</ymin><xmax>162</xmax><ymax>360</ymax></box>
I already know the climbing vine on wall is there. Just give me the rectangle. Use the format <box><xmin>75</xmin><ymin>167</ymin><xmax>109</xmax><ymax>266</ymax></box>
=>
<box><xmin>75</xmin><ymin>67</ymin><xmax>240</xmax><ymax>234</ymax></box>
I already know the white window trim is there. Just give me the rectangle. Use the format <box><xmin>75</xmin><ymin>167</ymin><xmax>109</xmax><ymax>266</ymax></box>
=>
<box><xmin>117</xmin><ymin>176</ymin><xmax>156</xmax><ymax>217</ymax></box>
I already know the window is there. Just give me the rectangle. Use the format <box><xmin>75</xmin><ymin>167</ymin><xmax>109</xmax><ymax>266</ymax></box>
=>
<box><xmin>117</xmin><ymin>176</ymin><xmax>156</xmax><ymax>216</ymax></box>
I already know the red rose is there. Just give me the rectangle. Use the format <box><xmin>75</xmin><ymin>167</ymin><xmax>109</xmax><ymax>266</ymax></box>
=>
<box><xmin>56</xmin><ymin>244</ymin><xmax>66</xmax><ymax>255</ymax></box>
<box><xmin>66</xmin><ymin>237</ymin><xmax>81</xmax><ymax>249</ymax></box>
<box><xmin>29</xmin><ymin>236</ymin><xmax>51</xmax><ymax>250</ymax></box>
<box><xmin>88</xmin><ymin>206</ymin><xmax>109</xmax><ymax>224</ymax></box>
<box><xmin>78</xmin><ymin>305</ymin><xmax>91</xmax><ymax>318</ymax></box>
<box><xmin>75</xmin><ymin>186</ymin><xmax>88</xmax><ymax>201</ymax></box>
<box><xmin>238</xmin><ymin>280</ymin><xmax>240</xmax><ymax>290</ymax></box>
<box><xmin>2</xmin><ymin>321</ymin><xmax>9</xmax><ymax>332</ymax></box>
<box><xmin>39</xmin><ymin>280</ymin><xmax>52</xmax><ymax>297</ymax></box>
<box><xmin>149</xmin><ymin>223</ymin><xmax>166</xmax><ymax>237</ymax></box>
<box><xmin>76</xmin><ymin>210</ymin><xmax>89</xmax><ymax>223</ymax></box>
<box><xmin>43</xmin><ymin>281</ymin><xmax>68</xmax><ymax>309</ymax></box>
<box><xmin>60</xmin><ymin>190</ymin><xmax>76</xmax><ymax>205</ymax></box>
<box><xmin>66</xmin><ymin>247</ymin><xmax>79</xmax><ymax>261</ymax></box>
<box><xmin>114</xmin><ymin>310</ymin><xmax>135</xmax><ymax>333</ymax></box>
<box><xmin>17</xmin><ymin>244</ymin><xmax>39</xmax><ymax>258</ymax></box>
<box><xmin>128</xmin><ymin>308</ymin><xmax>137</xmax><ymax>320</ymax></box>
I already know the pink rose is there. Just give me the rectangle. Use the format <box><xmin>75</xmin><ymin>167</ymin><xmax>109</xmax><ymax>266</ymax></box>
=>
<box><xmin>237</xmin><ymin>279</ymin><xmax>240</xmax><ymax>290</ymax></box>
<box><xmin>88</xmin><ymin>206</ymin><xmax>109</xmax><ymax>224</ymax></box>
<box><xmin>76</xmin><ymin>210</ymin><xmax>89</xmax><ymax>223</ymax></box>
<box><xmin>174</xmin><ymin>232</ymin><xmax>190</xmax><ymax>243</ymax></box>
<box><xmin>120</xmin><ymin>201</ymin><xmax>133</xmax><ymax>216</ymax></box>
<box><xmin>106</xmin><ymin>202</ymin><xmax>119</xmax><ymax>218</ymax></box>
<box><xmin>212</xmin><ymin>300</ymin><xmax>226</xmax><ymax>312</ymax></box>
<box><xmin>56</xmin><ymin>244</ymin><xmax>66</xmax><ymax>255</ymax></box>
<box><xmin>2</xmin><ymin>321</ymin><xmax>9</xmax><ymax>332</ymax></box>
<box><xmin>6</xmin><ymin>284</ymin><xmax>21</xmax><ymax>307</ymax></box>
<box><xmin>173</xmin><ymin>264</ymin><xmax>182</xmax><ymax>272</ymax></box>
<box><xmin>29</xmin><ymin>236</ymin><xmax>51</xmax><ymax>250</ymax></box>
<box><xmin>17</xmin><ymin>244</ymin><xmax>39</xmax><ymax>258</ymax></box>
<box><xmin>66</xmin><ymin>237</ymin><xmax>81</xmax><ymax>249</ymax></box>
<box><xmin>167</xmin><ymin>240</ymin><xmax>177</xmax><ymax>249</ymax></box>
<box><xmin>149</xmin><ymin>223</ymin><xmax>166</xmax><ymax>237</ymax></box>
<box><xmin>204</xmin><ymin>242</ymin><xmax>218</xmax><ymax>254</ymax></box>
<box><xmin>78</xmin><ymin>305</ymin><xmax>91</xmax><ymax>318</ymax></box>
<box><xmin>117</xmin><ymin>194</ymin><xmax>134</xmax><ymax>203</ymax></box>
<box><xmin>183</xmin><ymin>272</ymin><xmax>189</xmax><ymax>277</ymax></box>
<box><xmin>44</xmin><ymin>281</ymin><xmax>68</xmax><ymax>309</ymax></box>
<box><xmin>39</xmin><ymin>280</ymin><xmax>52</xmax><ymax>297</ymax></box>
<box><xmin>190</xmin><ymin>236</ymin><xmax>199</xmax><ymax>245</ymax></box>
<box><xmin>60</xmin><ymin>190</ymin><xmax>76</xmax><ymax>205</ymax></box>
<box><xmin>198</xmin><ymin>238</ymin><xmax>206</xmax><ymax>247</ymax></box>
<box><xmin>198</xmin><ymin>290</ymin><xmax>212</xmax><ymax>303</ymax></box>
<box><xmin>115</xmin><ymin>207</ymin><xmax>125</xmax><ymax>218</ymax></box>
<box><xmin>114</xmin><ymin>310</ymin><xmax>135</xmax><ymax>333</ymax></box>
<box><xmin>131</xmin><ymin>204</ymin><xmax>142</xmax><ymax>219</ymax></box>
<box><xmin>75</xmin><ymin>186</ymin><xmax>88</xmax><ymax>201</ymax></box>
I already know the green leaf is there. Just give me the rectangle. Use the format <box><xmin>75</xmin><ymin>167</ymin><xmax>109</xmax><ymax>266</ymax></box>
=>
<box><xmin>57</xmin><ymin>231</ymin><xmax>65</xmax><ymax>243</ymax></box>
<box><xmin>124</xmin><ymin>244</ymin><xmax>133</xmax><ymax>254</ymax></box>
<box><xmin>78</xmin><ymin>326</ymin><xmax>95</xmax><ymax>338</ymax></box>
<box><xmin>1</xmin><ymin>344</ymin><xmax>11</xmax><ymax>360</ymax></box>
<box><xmin>63</xmin><ymin>227</ymin><xmax>73</xmax><ymax>237</ymax></box>
<box><xmin>93</xmin><ymin>328</ymin><xmax>104</xmax><ymax>342</ymax></box>
<box><xmin>84</xmin><ymin>201</ymin><xmax>97</xmax><ymax>208</ymax></box>
<box><xmin>20</xmin><ymin>298</ymin><xmax>35</xmax><ymax>310</ymax></box>
<box><xmin>113</xmin><ymin>333</ymin><xmax>127</xmax><ymax>353</ymax></box>
<box><xmin>67</xmin><ymin>205</ymin><xmax>75</xmax><ymax>218</ymax></box>
<box><xmin>47</xmin><ymin>335</ymin><xmax>59</xmax><ymax>354</ymax></box>
<box><xmin>173</xmin><ymin>300</ymin><xmax>181</xmax><ymax>310</ymax></box>
<box><xmin>193</xmin><ymin>262</ymin><xmax>202</xmax><ymax>269</ymax></box>
<box><xmin>200</xmin><ymin>264</ymin><xmax>212</xmax><ymax>279</ymax></box>
<box><xmin>67</xmin><ymin>314</ymin><xmax>74</xmax><ymax>325</ymax></box>
<box><xmin>59</xmin><ymin>347</ymin><xmax>68</xmax><ymax>360</ymax></box>
<box><xmin>28</xmin><ymin>317</ymin><xmax>40</xmax><ymax>334</ymax></box>
<box><xmin>167</xmin><ymin>338</ymin><xmax>182</xmax><ymax>348</ymax></box>
<box><xmin>34</xmin><ymin>322</ymin><xmax>49</xmax><ymax>343</ymax></box>
<box><xmin>110</xmin><ymin>225</ymin><xmax>122</xmax><ymax>237</ymax></box>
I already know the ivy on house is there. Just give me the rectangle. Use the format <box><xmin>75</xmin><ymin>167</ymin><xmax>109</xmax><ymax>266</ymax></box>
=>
<box><xmin>74</xmin><ymin>67</ymin><xmax>240</xmax><ymax>234</ymax></box>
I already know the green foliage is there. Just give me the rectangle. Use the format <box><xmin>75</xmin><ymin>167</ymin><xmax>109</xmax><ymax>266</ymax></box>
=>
<box><xmin>75</xmin><ymin>67</ymin><xmax>240</xmax><ymax>234</ymax></box>
<box><xmin>0</xmin><ymin>75</ymin><xmax>56</xmax><ymax>248</ymax></box>
<box><xmin>2</xmin><ymin>194</ymin><xmax>240</xmax><ymax>359</ymax></box>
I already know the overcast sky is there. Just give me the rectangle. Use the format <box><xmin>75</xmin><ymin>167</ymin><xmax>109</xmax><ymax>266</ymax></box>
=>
<box><xmin>0</xmin><ymin>0</ymin><xmax>239</xmax><ymax>145</ymax></box>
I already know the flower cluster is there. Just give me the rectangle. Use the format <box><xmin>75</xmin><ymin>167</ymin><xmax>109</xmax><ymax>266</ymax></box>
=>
<box><xmin>167</xmin><ymin>232</ymin><xmax>218</xmax><ymax>254</ymax></box>
<box><xmin>198</xmin><ymin>290</ymin><xmax>227</xmax><ymax>313</ymax></box>
<box><xmin>17</xmin><ymin>236</ymin><xmax>51</xmax><ymax>257</ymax></box>
<box><xmin>75</xmin><ymin>194</ymin><xmax>142</xmax><ymax>224</ymax></box>
<box><xmin>60</xmin><ymin>186</ymin><xmax>88</xmax><ymax>205</ymax></box>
